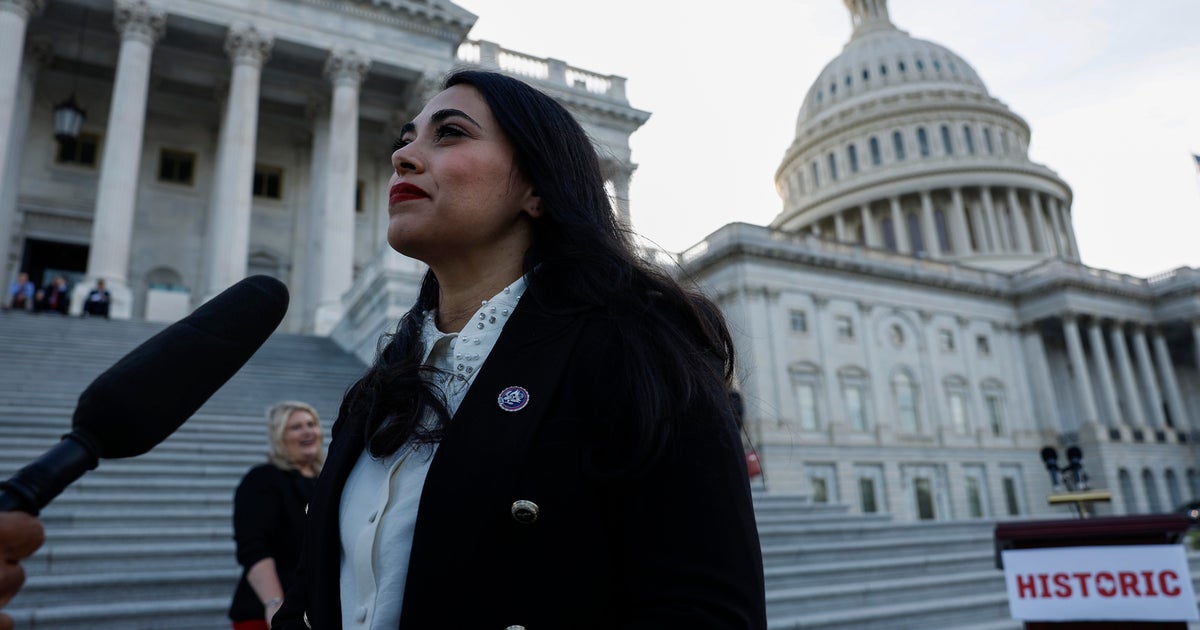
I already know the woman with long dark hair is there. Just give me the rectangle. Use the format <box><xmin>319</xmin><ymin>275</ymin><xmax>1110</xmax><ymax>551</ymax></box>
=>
<box><xmin>273</xmin><ymin>69</ymin><xmax>765</xmax><ymax>629</ymax></box>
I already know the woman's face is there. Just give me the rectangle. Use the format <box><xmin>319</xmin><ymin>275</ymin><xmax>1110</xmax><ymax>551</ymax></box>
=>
<box><xmin>386</xmin><ymin>84</ymin><xmax>540</xmax><ymax>268</ymax></box>
<box><xmin>281</xmin><ymin>410</ymin><xmax>321</xmax><ymax>468</ymax></box>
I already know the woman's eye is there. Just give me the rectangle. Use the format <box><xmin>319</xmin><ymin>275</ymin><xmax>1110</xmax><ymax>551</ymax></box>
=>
<box><xmin>434</xmin><ymin>125</ymin><xmax>465</xmax><ymax>140</ymax></box>
<box><xmin>392</xmin><ymin>137</ymin><xmax>409</xmax><ymax>152</ymax></box>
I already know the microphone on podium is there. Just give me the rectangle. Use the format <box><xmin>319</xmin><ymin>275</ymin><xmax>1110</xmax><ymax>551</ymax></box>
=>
<box><xmin>0</xmin><ymin>275</ymin><xmax>289</xmax><ymax>514</ymax></box>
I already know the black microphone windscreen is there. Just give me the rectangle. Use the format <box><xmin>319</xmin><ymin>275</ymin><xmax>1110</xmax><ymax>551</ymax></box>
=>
<box><xmin>71</xmin><ymin>275</ymin><xmax>288</xmax><ymax>459</ymax></box>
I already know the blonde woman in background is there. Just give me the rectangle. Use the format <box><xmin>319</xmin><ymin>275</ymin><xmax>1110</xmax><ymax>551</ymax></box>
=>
<box><xmin>228</xmin><ymin>402</ymin><xmax>324</xmax><ymax>629</ymax></box>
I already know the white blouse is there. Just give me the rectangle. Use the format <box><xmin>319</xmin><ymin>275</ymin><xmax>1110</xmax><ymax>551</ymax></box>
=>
<box><xmin>337</xmin><ymin>276</ymin><xmax>527</xmax><ymax>630</ymax></box>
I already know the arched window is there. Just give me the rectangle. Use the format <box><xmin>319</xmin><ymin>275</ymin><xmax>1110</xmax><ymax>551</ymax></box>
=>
<box><xmin>828</xmin><ymin>152</ymin><xmax>838</xmax><ymax>181</ymax></box>
<box><xmin>933</xmin><ymin>207</ymin><xmax>950</xmax><ymax>252</ymax></box>
<box><xmin>869</xmin><ymin>136</ymin><xmax>882</xmax><ymax>165</ymax></box>
<box><xmin>1164</xmin><ymin>469</ymin><xmax>1183</xmax><ymax>509</ymax></box>
<box><xmin>1142</xmin><ymin>469</ymin><xmax>1162</xmax><ymax>512</ymax></box>
<box><xmin>879</xmin><ymin>64</ymin><xmax>887</xmax><ymax>76</ymax></box>
<box><xmin>898</xmin><ymin>60</ymin><xmax>907</xmax><ymax>73</ymax></box>
<box><xmin>1001</xmin><ymin>130</ymin><xmax>1011</xmax><ymax>155</ymax></box>
<box><xmin>916</xmin><ymin>59</ymin><xmax>925</xmax><ymax>72</ymax></box>
<box><xmin>862</xmin><ymin>68</ymin><xmax>869</xmax><ymax>81</ymax></box>
<box><xmin>1118</xmin><ymin>469</ymin><xmax>1137</xmax><ymax>514</ymax></box>
<box><xmin>1189</xmin><ymin>468</ymin><xmax>1200</xmax><ymax>499</ymax></box>
<box><xmin>963</xmin><ymin>125</ymin><xmax>975</xmax><ymax>154</ymax></box>
<box><xmin>892</xmin><ymin>131</ymin><xmax>906</xmax><ymax>161</ymax></box>
<box><xmin>811</xmin><ymin>161</ymin><xmax>820</xmax><ymax>188</ymax></box>
<box><xmin>916</xmin><ymin>127</ymin><xmax>929</xmax><ymax>157</ymax></box>
<box><xmin>905</xmin><ymin>212</ymin><xmax>923</xmax><ymax>254</ymax></box>
<box><xmin>940</xmin><ymin>125</ymin><xmax>953</xmax><ymax>155</ymax></box>
<box><xmin>848</xmin><ymin>144</ymin><xmax>859</xmax><ymax>173</ymax></box>
<box><xmin>830</xmin><ymin>82</ymin><xmax>837</xmax><ymax>95</ymax></box>
<box><xmin>892</xmin><ymin>371</ymin><xmax>921</xmax><ymax>432</ymax></box>
<box><xmin>881</xmin><ymin>217</ymin><xmax>897</xmax><ymax>251</ymax></box>
<box><xmin>983</xmin><ymin>127</ymin><xmax>994</xmax><ymax>154</ymax></box>
<box><xmin>933</xmin><ymin>59</ymin><xmax>942</xmax><ymax>72</ymax></box>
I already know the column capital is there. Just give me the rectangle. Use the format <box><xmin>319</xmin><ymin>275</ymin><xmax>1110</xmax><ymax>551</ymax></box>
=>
<box><xmin>114</xmin><ymin>0</ymin><xmax>166</xmax><ymax>45</ymax></box>
<box><xmin>811</xmin><ymin>293</ymin><xmax>828</xmax><ymax>308</ymax></box>
<box><xmin>225</xmin><ymin>24</ymin><xmax>273</xmax><ymax>68</ymax></box>
<box><xmin>0</xmin><ymin>0</ymin><xmax>44</xmax><ymax>20</ymax></box>
<box><xmin>324</xmin><ymin>48</ymin><xmax>370</xmax><ymax>87</ymax></box>
<box><xmin>856</xmin><ymin>299</ymin><xmax>874</xmax><ymax>315</ymax></box>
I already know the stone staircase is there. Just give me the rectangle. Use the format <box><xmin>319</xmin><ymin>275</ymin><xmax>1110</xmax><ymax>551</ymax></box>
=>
<box><xmin>0</xmin><ymin>311</ymin><xmax>366</xmax><ymax>629</ymax></box>
<box><xmin>2</xmin><ymin>310</ymin><xmax>1197</xmax><ymax>628</ymax></box>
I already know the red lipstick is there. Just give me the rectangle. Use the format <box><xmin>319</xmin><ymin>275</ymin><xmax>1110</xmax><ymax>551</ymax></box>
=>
<box><xmin>390</xmin><ymin>182</ymin><xmax>429</xmax><ymax>204</ymax></box>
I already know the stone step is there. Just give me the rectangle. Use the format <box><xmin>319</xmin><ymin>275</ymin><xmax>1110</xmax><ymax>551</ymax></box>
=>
<box><xmin>767</xmin><ymin>569</ymin><xmax>1004</xmax><ymax>618</ymax></box>
<box><xmin>2</xmin><ymin>595</ymin><xmax>228</xmax><ymax>630</ymax></box>
<box><xmin>12</xmin><ymin>567</ymin><xmax>238</xmax><ymax>608</ymax></box>
<box><xmin>764</xmin><ymin>549</ymin><xmax>994</xmax><ymax>590</ymax></box>
<box><xmin>761</xmin><ymin>530</ymin><xmax>993</xmax><ymax>567</ymax></box>
<box><xmin>23</xmin><ymin>540</ymin><xmax>235</xmax><ymax>575</ymax></box>
<box><xmin>767</xmin><ymin>590</ymin><xmax>1012</xmax><ymax>630</ymax></box>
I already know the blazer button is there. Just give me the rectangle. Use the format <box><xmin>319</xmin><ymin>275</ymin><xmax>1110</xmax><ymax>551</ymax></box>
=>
<box><xmin>510</xmin><ymin>499</ymin><xmax>539</xmax><ymax>525</ymax></box>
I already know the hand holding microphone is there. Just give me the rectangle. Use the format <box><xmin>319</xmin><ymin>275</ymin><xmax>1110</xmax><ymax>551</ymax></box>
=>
<box><xmin>0</xmin><ymin>275</ymin><xmax>289</xmax><ymax>513</ymax></box>
<box><xmin>0</xmin><ymin>512</ymin><xmax>43</xmax><ymax>630</ymax></box>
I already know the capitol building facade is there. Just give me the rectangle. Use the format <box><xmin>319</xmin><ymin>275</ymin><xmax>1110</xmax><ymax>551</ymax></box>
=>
<box><xmin>2</xmin><ymin>0</ymin><xmax>1197</xmax><ymax>523</ymax></box>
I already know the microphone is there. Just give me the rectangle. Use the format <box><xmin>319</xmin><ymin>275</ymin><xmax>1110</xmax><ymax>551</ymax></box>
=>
<box><xmin>0</xmin><ymin>275</ymin><xmax>289</xmax><ymax>514</ymax></box>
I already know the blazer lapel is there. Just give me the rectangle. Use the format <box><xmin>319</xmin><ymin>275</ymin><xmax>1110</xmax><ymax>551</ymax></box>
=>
<box><xmin>400</xmin><ymin>293</ymin><xmax>589</xmax><ymax>610</ymax></box>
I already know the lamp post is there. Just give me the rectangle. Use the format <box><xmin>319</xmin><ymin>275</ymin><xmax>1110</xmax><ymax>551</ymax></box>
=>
<box><xmin>53</xmin><ymin>7</ymin><xmax>89</xmax><ymax>142</ymax></box>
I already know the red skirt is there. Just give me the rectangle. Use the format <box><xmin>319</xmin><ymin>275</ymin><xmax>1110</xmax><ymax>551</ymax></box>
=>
<box><xmin>232</xmin><ymin>621</ymin><xmax>269</xmax><ymax>630</ymax></box>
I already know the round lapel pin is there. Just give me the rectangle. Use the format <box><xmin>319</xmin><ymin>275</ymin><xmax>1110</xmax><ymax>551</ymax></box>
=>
<box><xmin>497</xmin><ymin>386</ymin><xmax>530</xmax><ymax>412</ymax></box>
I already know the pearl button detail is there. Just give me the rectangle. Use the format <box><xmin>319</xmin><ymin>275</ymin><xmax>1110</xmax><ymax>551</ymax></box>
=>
<box><xmin>511</xmin><ymin>499</ymin><xmax>539</xmax><ymax>524</ymax></box>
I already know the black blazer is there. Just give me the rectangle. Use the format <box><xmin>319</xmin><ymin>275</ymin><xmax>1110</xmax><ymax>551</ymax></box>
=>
<box><xmin>229</xmin><ymin>464</ymin><xmax>315</xmax><ymax>621</ymax></box>
<box><xmin>274</xmin><ymin>293</ymin><xmax>766</xmax><ymax>629</ymax></box>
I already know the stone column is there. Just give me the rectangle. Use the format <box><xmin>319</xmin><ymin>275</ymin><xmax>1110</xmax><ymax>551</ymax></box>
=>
<box><xmin>1007</xmin><ymin>187</ymin><xmax>1031</xmax><ymax>253</ymax></box>
<box><xmin>980</xmin><ymin>187</ymin><xmax>1004</xmax><ymax>252</ymax></box>
<box><xmin>300</xmin><ymin>97</ymin><xmax>330</xmax><ymax>333</ymax></box>
<box><xmin>1047</xmin><ymin>196</ymin><xmax>1067</xmax><ymax>259</ymax></box>
<box><xmin>610</xmin><ymin>164</ymin><xmax>632</xmax><ymax>227</ymax></box>
<box><xmin>1021</xmin><ymin>323</ymin><xmax>1060</xmax><ymax>433</ymax></box>
<box><xmin>889</xmin><ymin>196</ymin><xmax>909</xmax><ymax>254</ymax></box>
<box><xmin>0</xmin><ymin>33</ymin><xmax>49</xmax><ymax>286</ymax></box>
<box><xmin>1151</xmin><ymin>330</ymin><xmax>1190</xmax><ymax>430</ymax></box>
<box><xmin>1109</xmin><ymin>322</ymin><xmax>1147</xmax><ymax>428</ymax></box>
<box><xmin>967</xmin><ymin>200</ymin><xmax>990</xmax><ymax>253</ymax></box>
<box><xmin>1130</xmin><ymin>324</ymin><xmax>1168</xmax><ymax>428</ymax></box>
<box><xmin>1029</xmin><ymin>191</ymin><xmax>1051</xmax><ymax>254</ymax></box>
<box><xmin>74</xmin><ymin>0</ymin><xmax>166</xmax><ymax>319</ymax></box>
<box><xmin>201</xmin><ymin>24</ymin><xmax>273</xmax><ymax>302</ymax></box>
<box><xmin>833</xmin><ymin>211</ymin><xmax>847</xmax><ymax>242</ymax></box>
<box><xmin>1086</xmin><ymin>320</ymin><xmax>1121</xmax><ymax>427</ymax></box>
<box><xmin>0</xmin><ymin>2</ymin><xmax>43</xmax><ymax>245</ymax></box>
<box><xmin>859</xmin><ymin>204</ymin><xmax>879</xmax><ymax>248</ymax></box>
<box><xmin>1193</xmin><ymin>320</ymin><xmax>1200</xmax><ymax>374</ymax></box>
<box><xmin>1061</xmin><ymin>202</ymin><xmax>1081</xmax><ymax>261</ymax></box>
<box><xmin>312</xmin><ymin>48</ymin><xmax>370</xmax><ymax>335</ymax></box>
<box><xmin>949</xmin><ymin>187</ymin><xmax>972</xmax><ymax>255</ymax></box>
<box><xmin>1062</xmin><ymin>314</ymin><xmax>1100</xmax><ymax>428</ymax></box>
<box><xmin>919</xmin><ymin>190</ymin><xmax>941</xmax><ymax>258</ymax></box>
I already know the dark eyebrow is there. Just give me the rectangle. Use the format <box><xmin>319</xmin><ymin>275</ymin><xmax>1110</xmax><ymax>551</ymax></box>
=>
<box><xmin>399</xmin><ymin>109</ymin><xmax>480</xmax><ymax>139</ymax></box>
<box><xmin>430</xmin><ymin>108</ymin><xmax>480</xmax><ymax>128</ymax></box>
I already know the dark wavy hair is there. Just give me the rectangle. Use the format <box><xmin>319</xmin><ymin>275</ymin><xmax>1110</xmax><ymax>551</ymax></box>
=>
<box><xmin>350</xmin><ymin>69</ymin><xmax>734</xmax><ymax>470</ymax></box>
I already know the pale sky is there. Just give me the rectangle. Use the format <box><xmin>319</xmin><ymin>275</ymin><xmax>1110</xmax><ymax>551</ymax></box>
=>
<box><xmin>455</xmin><ymin>0</ymin><xmax>1200</xmax><ymax>277</ymax></box>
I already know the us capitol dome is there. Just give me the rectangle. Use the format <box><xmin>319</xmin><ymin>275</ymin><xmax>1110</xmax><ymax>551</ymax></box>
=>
<box><xmin>773</xmin><ymin>0</ymin><xmax>1076</xmax><ymax>272</ymax></box>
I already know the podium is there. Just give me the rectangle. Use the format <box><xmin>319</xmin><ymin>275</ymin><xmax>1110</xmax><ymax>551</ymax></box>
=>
<box><xmin>995</xmin><ymin>513</ymin><xmax>1196</xmax><ymax>629</ymax></box>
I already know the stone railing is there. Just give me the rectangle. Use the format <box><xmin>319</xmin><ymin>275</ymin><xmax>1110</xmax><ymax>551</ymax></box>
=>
<box><xmin>679</xmin><ymin>222</ymin><xmax>1011</xmax><ymax>291</ymax></box>
<box><xmin>457</xmin><ymin>39</ymin><xmax>627</xmax><ymax>101</ymax></box>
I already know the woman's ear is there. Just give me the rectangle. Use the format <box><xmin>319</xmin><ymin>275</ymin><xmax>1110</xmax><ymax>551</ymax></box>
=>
<box><xmin>522</xmin><ymin>187</ymin><xmax>543</xmax><ymax>219</ymax></box>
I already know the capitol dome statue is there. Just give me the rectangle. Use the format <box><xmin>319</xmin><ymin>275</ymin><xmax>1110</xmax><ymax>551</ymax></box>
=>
<box><xmin>773</xmin><ymin>0</ymin><xmax>1077</xmax><ymax>272</ymax></box>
